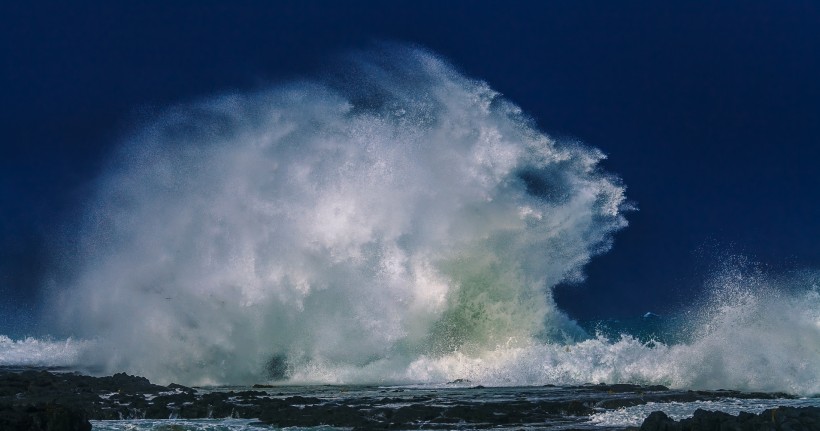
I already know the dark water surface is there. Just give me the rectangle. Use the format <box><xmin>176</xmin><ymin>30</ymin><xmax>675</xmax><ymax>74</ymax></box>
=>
<box><xmin>90</xmin><ymin>383</ymin><xmax>819</xmax><ymax>430</ymax></box>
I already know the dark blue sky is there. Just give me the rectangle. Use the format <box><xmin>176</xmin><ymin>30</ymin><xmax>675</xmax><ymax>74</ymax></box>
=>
<box><xmin>2</xmin><ymin>1</ymin><xmax>819</xmax><ymax>334</ymax></box>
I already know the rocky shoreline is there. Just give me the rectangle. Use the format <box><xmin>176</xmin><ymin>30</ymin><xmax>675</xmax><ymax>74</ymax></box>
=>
<box><xmin>1</xmin><ymin>369</ymin><xmax>817</xmax><ymax>430</ymax></box>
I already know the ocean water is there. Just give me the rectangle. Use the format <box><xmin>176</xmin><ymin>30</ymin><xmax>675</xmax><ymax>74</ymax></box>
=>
<box><xmin>2</xmin><ymin>45</ymin><xmax>819</xmax><ymax>429</ymax></box>
<box><xmin>89</xmin><ymin>418</ymin><xmax>272</xmax><ymax>431</ymax></box>
<box><xmin>4</xmin><ymin>305</ymin><xmax>820</xmax><ymax>430</ymax></box>
<box><xmin>81</xmin><ymin>385</ymin><xmax>820</xmax><ymax>430</ymax></box>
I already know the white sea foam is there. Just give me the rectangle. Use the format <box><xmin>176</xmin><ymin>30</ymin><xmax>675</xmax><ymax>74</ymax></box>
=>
<box><xmin>589</xmin><ymin>398</ymin><xmax>820</xmax><ymax>428</ymax></box>
<box><xmin>287</xmin><ymin>289</ymin><xmax>820</xmax><ymax>396</ymax></box>
<box><xmin>44</xmin><ymin>45</ymin><xmax>627</xmax><ymax>386</ymax></box>
<box><xmin>17</xmin><ymin>269</ymin><xmax>820</xmax><ymax>394</ymax></box>
<box><xmin>285</xmin><ymin>259</ymin><xmax>820</xmax><ymax>395</ymax></box>
<box><xmin>17</xmin><ymin>274</ymin><xmax>819</xmax><ymax>397</ymax></box>
<box><xmin>0</xmin><ymin>335</ymin><xmax>87</xmax><ymax>368</ymax></box>
<box><xmin>38</xmin><ymin>45</ymin><xmax>820</xmax><ymax>395</ymax></box>
<box><xmin>90</xmin><ymin>418</ymin><xmax>278</xmax><ymax>431</ymax></box>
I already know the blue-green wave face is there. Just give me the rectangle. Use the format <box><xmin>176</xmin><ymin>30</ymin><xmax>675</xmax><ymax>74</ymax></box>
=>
<box><xmin>46</xmin><ymin>45</ymin><xmax>630</xmax><ymax>385</ymax></box>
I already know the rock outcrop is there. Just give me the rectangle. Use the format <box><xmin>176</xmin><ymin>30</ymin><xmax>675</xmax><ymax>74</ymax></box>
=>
<box><xmin>0</xmin><ymin>403</ymin><xmax>90</xmax><ymax>431</ymax></box>
<box><xmin>640</xmin><ymin>407</ymin><xmax>820</xmax><ymax>431</ymax></box>
<box><xmin>0</xmin><ymin>369</ymin><xmax>810</xmax><ymax>430</ymax></box>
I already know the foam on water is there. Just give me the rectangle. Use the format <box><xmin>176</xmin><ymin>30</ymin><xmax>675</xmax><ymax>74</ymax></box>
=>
<box><xmin>589</xmin><ymin>398</ymin><xmax>820</xmax><ymax>428</ymax></box>
<box><xmin>89</xmin><ymin>418</ymin><xmax>299</xmax><ymax>431</ymax></box>
<box><xmin>286</xmin><ymin>269</ymin><xmax>820</xmax><ymax>395</ymax></box>
<box><xmin>284</xmin><ymin>291</ymin><xmax>820</xmax><ymax>396</ymax></box>
<box><xmin>10</xmin><ymin>272</ymin><xmax>820</xmax><ymax>394</ymax></box>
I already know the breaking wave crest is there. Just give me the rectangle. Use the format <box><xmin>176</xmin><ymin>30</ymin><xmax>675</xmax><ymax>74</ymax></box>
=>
<box><xmin>14</xmin><ymin>265</ymin><xmax>820</xmax><ymax>395</ymax></box>
<box><xmin>35</xmin><ymin>46</ymin><xmax>819</xmax><ymax>395</ymax></box>
<box><xmin>45</xmin><ymin>45</ymin><xmax>627</xmax><ymax>385</ymax></box>
<box><xmin>284</xmin><ymin>268</ymin><xmax>820</xmax><ymax>395</ymax></box>
<box><xmin>0</xmin><ymin>335</ymin><xmax>87</xmax><ymax>369</ymax></box>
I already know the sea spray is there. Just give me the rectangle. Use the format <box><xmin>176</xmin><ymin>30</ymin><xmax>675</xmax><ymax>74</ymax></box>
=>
<box><xmin>292</xmin><ymin>266</ymin><xmax>816</xmax><ymax>395</ymax></box>
<box><xmin>45</xmin><ymin>46</ymin><xmax>629</xmax><ymax>385</ymax></box>
<box><xmin>0</xmin><ymin>335</ymin><xmax>87</xmax><ymax>368</ymax></box>
<box><xmin>678</xmin><ymin>266</ymin><xmax>820</xmax><ymax>393</ymax></box>
<box><xmin>36</xmin><ymin>45</ymin><xmax>820</xmax><ymax>395</ymax></box>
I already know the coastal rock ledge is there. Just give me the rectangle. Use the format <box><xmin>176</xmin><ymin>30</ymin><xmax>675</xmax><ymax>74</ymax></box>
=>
<box><xmin>640</xmin><ymin>407</ymin><xmax>820</xmax><ymax>431</ymax></box>
<box><xmin>0</xmin><ymin>403</ymin><xmax>90</xmax><ymax>431</ymax></box>
<box><xmin>1</xmin><ymin>369</ymin><xmax>817</xmax><ymax>430</ymax></box>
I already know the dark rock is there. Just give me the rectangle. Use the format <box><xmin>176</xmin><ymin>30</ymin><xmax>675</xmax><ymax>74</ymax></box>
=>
<box><xmin>640</xmin><ymin>406</ymin><xmax>820</xmax><ymax>431</ymax></box>
<box><xmin>646</xmin><ymin>385</ymin><xmax>670</xmax><ymax>391</ymax></box>
<box><xmin>97</xmin><ymin>372</ymin><xmax>167</xmax><ymax>394</ymax></box>
<box><xmin>0</xmin><ymin>369</ymin><xmax>811</xmax><ymax>430</ymax></box>
<box><xmin>167</xmin><ymin>383</ymin><xmax>196</xmax><ymax>393</ymax></box>
<box><xmin>0</xmin><ymin>403</ymin><xmax>91</xmax><ymax>431</ymax></box>
<box><xmin>606</xmin><ymin>384</ymin><xmax>646</xmax><ymax>393</ymax></box>
<box><xmin>686</xmin><ymin>409</ymin><xmax>736</xmax><ymax>430</ymax></box>
<box><xmin>284</xmin><ymin>395</ymin><xmax>322</xmax><ymax>404</ymax></box>
<box><xmin>640</xmin><ymin>411</ymin><xmax>680</xmax><ymax>431</ymax></box>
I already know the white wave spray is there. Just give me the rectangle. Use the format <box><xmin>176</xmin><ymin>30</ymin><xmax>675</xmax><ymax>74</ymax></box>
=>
<box><xmin>0</xmin><ymin>335</ymin><xmax>88</xmax><ymax>368</ymax></box>
<box><xmin>372</xmin><ymin>267</ymin><xmax>820</xmax><ymax>395</ymax></box>
<box><xmin>46</xmin><ymin>46</ymin><xmax>628</xmax><ymax>385</ymax></box>
<box><xmin>40</xmin><ymin>46</ymin><xmax>819</xmax><ymax>395</ymax></box>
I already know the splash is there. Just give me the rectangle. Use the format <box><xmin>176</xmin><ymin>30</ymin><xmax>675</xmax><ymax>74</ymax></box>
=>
<box><xmin>302</xmin><ymin>266</ymin><xmax>816</xmax><ymax>395</ymax></box>
<box><xmin>46</xmin><ymin>46</ymin><xmax>628</xmax><ymax>385</ymax></box>
<box><xmin>0</xmin><ymin>335</ymin><xmax>87</xmax><ymax>368</ymax></box>
<box><xmin>37</xmin><ymin>47</ymin><xmax>820</xmax><ymax>395</ymax></box>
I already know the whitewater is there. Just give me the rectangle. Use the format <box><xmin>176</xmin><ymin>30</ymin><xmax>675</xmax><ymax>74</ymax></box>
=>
<box><xmin>2</xmin><ymin>46</ymin><xmax>819</xmax><ymax>402</ymax></box>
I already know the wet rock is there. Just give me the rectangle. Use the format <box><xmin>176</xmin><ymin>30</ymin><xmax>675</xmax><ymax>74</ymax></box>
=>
<box><xmin>284</xmin><ymin>395</ymin><xmax>322</xmax><ymax>404</ymax></box>
<box><xmin>639</xmin><ymin>406</ymin><xmax>820</xmax><ymax>431</ymax></box>
<box><xmin>1</xmin><ymin>369</ymin><xmax>812</xmax><ymax>430</ymax></box>
<box><xmin>167</xmin><ymin>383</ymin><xmax>195</xmax><ymax>394</ymax></box>
<box><xmin>640</xmin><ymin>411</ymin><xmax>678</xmax><ymax>430</ymax></box>
<box><xmin>0</xmin><ymin>403</ymin><xmax>91</xmax><ymax>431</ymax></box>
